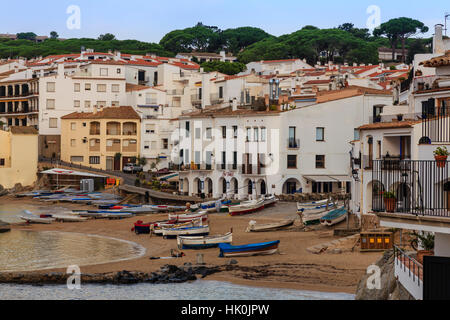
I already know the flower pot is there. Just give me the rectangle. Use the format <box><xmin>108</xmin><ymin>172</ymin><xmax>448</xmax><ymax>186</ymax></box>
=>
<box><xmin>435</xmin><ymin>155</ymin><xmax>448</xmax><ymax>168</ymax></box>
<box><xmin>416</xmin><ymin>250</ymin><xmax>434</xmax><ymax>265</ymax></box>
<box><xmin>418</xmin><ymin>82</ymin><xmax>425</xmax><ymax>91</ymax></box>
<box><xmin>384</xmin><ymin>198</ymin><xmax>396</xmax><ymax>213</ymax></box>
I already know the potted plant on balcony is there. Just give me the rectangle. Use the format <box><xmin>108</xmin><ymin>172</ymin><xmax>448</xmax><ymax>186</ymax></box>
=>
<box><xmin>396</xmin><ymin>114</ymin><xmax>403</xmax><ymax>121</ymax></box>
<box><xmin>433</xmin><ymin>146</ymin><xmax>449</xmax><ymax>168</ymax></box>
<box><xmin>409</xmin><ymin>231</ymin><xmax>434</xmax><ymax>264</ymax></box>
<box><xmin>383</xmin><ymin>191</ymin><xmax>396</xmax><ymax>213</ymax></box>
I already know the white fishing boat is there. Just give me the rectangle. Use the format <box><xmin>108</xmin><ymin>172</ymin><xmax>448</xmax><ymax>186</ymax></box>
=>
<box><xmin>246</xmin><ymin>219</ymin><xmax>295</xmax><ymax>232</ymax></box>
<box><xmin>152</xmin><ymin>219</ymin><xmax>203</xmax><ymax>236</ymax></box>
<box><xmin>101</xmin><ymin>212</ymin><xmax>134</xmax><ymax>219</ymax></box>
<box><xmin>320</xmin><ymin>207</ymin><xmax>348</xmax><ymax>226</ymax></box>
<box><xmin>51</xmin><ymin>215</ymin><xmax>88</xmax><ymax>222</ymax></box>
<box><xmin>162</xmin><ymin>225</ymin><xmax>210</xmax><ymax>238</ymax></box>
<box><xmin>168</xmin><ymin>211</ymin><xmax>208</xmax><ymax>223</ymax></box>
<box><xmin>297</xmin><ymin>210</ymin><xmax>329</xmax><ymax>226</ymax></box>
<box><xmin>177</xmin><ymin>231</ymin><xmax>233</xmax><ymax>249</ymax></box>
<box><xmin>19</xmin><ymin>211</ymin><xmax>55</xmax><ymax>224</ymax></box>
<box><xmin>296</xmin><ymin>199</ymin><xmax>329</xmax><ymax>210</ymax></box>
<box><xmin>262</xmin><ymin>195</ymin><xmax>278</xmax><ymax>207</ymax></box>
<box><xmin>229</xmin><ymin>199</ymin><xmax>265</xmax><ymax>216</ymax></box>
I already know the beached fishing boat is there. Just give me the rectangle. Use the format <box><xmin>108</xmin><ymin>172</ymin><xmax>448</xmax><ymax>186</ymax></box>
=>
<box><xmin>246</xmin><ymin>219</ymin><xmax>295</xmax><ymax>232</ymax></box>
<box><xmin>218</xmin><ymin>240</ymin><xmax>280</xmax><ymax>257</ymax></box>
<box><xmin>297</xmin><ymin>202</ymin><xmax>336</xmax><ymax>215</ymax></box>
<box><xmin>168</xmin><ymin>211</ymin><xmax>208</xmax><ymax>223</ymax></box>
<box><xmin>101</xmin><ymin>212</ymin><xmax>134</xmax><ymax>219</ymax></box>
<box><xmin>296</xmin><ymin>199</ymin><xmax>329</xmax><ymax>210</ymax></box>
<box><xmin>19</xmin><ymin>211</ymin><xmax>55</xmax><ymax>224</ymax></box>
<box><xmin>51</xmin><ymin>215</ymin><xmax>88</xmax><ymax>222</ymax></box>
<box><xmin>72</xmin><ymin>211</ymin><xmax>106</xmax><ymax>218</ymax></box>
<box><xmin>177</xmin><ymin>231</ymin><xmax>233</xmax><ymax>249</ymax></box>
<box><xmin>228</xmin><ymin>199</ymin><xmax>265</xmax><ymax>216</ymax></box>
<box><xmin>320</xmin><ymin>207</ymin><xmax>348</xmax><ymax>226</ymax></box>
<box><xmin>262</xmin><ymin>195</ymin><xmax>278</xmax><ymax>207</ymax></box>
<box><xmin>152</xmin><ymin>219</ymin><xmax>204</xmax><ymax>236</ymax></box>
<box><xmin>162</xmin><ymin>225</ymin><xmax>210</xmax><ymax>239</ymax></box>
<box><xmin>297</xmin><ymin>210</ymin><xmax>329</xmax><ymax>226</ymax></box>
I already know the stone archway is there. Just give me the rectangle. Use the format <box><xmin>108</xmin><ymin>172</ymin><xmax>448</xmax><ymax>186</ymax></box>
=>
<box><xmin>282</xmin><ymin>178</ymin><xmax>301</xmax><ymax>194</ymax></box>
<box><xmin>205</xmin><ymin>178</ymin><xmax>213</xmax><ymax>197</ymax></box>
<box><xmin>230</xmin><ymin>178</ymin><xmax>238</xmax><ymax>195</ymax></box>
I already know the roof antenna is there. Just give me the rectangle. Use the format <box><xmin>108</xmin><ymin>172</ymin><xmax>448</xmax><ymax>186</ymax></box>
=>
<box><xmin>445</xmin><ymin>12</ymin><xmax>450</xmax><ymax>37</ymax></box>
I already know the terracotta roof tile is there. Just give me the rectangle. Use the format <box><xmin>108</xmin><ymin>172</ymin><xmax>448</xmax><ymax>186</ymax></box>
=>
<box><xmin>420</xmin><ymin>51</ymin><xmax>450</xmax><ymax>68</ymax></box>
<box><xmin>61</xmin><ymin>106</ymin><xmax>140</xmax><ymax>120</ymax></box>
<box><xmin>358</xmin><ymin>120</ymin><xmax>420</xmax><ymax>131</ymax></box>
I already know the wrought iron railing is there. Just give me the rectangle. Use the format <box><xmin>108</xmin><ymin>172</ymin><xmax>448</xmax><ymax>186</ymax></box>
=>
<box><xmin>372</xmin><ymin>160</ymin><xmax>450</xmax><ymax>217</ymax></box>
<box><xmin>421</xmin><ymin>106</ymin><xmax>450</xmax><ymax>143</ymax></box>
<box><xmin>394</xmin><ymin>245</ymin><xmax>423</xmax><ymax>286</ymax></box>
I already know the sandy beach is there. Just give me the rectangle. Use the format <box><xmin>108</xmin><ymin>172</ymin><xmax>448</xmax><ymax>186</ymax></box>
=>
<box><xmin>0</xmin><ymin>195</ymin><xmax>383</xmax><ymax>294</ymax></box>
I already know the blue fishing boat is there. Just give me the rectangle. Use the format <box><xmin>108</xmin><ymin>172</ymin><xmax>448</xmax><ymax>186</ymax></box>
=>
<box><xmin>218</xmin><ymin>240</ymin><xmax>280</xmax><ymax>257</ymax></box>
<box><xmin>320</xmin><ymin>207</ymin><xmax>348</xmax><ymax>226</ymax></box>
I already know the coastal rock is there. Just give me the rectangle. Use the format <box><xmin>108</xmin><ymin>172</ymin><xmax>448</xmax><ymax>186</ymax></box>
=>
<box><xmin>227</xmin><ymin>259</ymin><xmax>238</xmax><ymax>265</ymax></box>
<box><xmin>10</xmin><ymin>183</ymin><xmax>23</xmax><ymax>194</ymax></box>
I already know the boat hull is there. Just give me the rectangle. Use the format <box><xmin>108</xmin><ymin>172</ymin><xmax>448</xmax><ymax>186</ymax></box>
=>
<box><xmin>162</xmin><ymin>226</ymin><xmax>210</xmax><ymax>239</ymax></box>
<box><xmin>228</xmin><ymin>200</ymin><xmax>265</xmax><ymax>216</ymax></box>
<box><xmin>246</xmin><ymin>220</ymin><xmax>295</xmax><ymax>232</ymax></box>
<box><xmin>219</xmin><ymin>240</ymin><xmax>280</xmax><ymax>257</ymax></box>
<box><xmin>177</xmin><ymin>232</ymin><xmax>232</xmax><ymax>250</ymax></box>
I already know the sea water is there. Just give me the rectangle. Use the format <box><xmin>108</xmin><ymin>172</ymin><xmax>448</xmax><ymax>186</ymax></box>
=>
<box><xmin>0</xmin><ymin>281</ymin><xmax>355</xmax><ymax>300</ymax></box>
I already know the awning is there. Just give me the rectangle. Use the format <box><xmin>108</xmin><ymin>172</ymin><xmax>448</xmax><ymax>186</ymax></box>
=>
<box><xmin>158</xmin><ymin>172</ymin><xmax>179</xmax><ymax>181</ymax></box>
<box><xmin>303</xmin><ymin>175</ymin><xmax>352</xmax><ymax>183</ymax></box>
<box><xmin>40</xmin><ymin>168</ymin><xmax>107</xmax><ymax>178</ymax></box>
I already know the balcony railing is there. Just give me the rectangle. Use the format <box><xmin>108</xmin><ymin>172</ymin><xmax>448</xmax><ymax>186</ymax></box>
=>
<box><xmin>372</xmin><ymin>159</ymin><xmax>450</xmax><ymax>217</ymax></box>
<box><xmin>216</xmin><ymin>164</ymin><xmax>238</xmax><ymax>171</ymax></box>
<box><xmin>421</xmin><ymin>106</ymin><xmax>450</xmax><ymax>143</ymax></box>
<box><xmin>288</xmin><ymin>138</ymin><xmax>300</xmax><ymax>149</ymax></box>
<box><xmin>394</xmin><ymin>245</ymin><xmax>423</xmax><ymax>300</ymax></box>
<box><xmin>241</xmin><ymin>164</ymin><xmax>264</xmax><ymax>175</ymax></box>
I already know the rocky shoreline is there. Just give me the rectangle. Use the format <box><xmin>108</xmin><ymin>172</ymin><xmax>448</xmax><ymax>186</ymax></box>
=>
<box><xmin>0</xmin><ymin>263</ymin><xmax>223</xmax><ymax>285</ymax></box>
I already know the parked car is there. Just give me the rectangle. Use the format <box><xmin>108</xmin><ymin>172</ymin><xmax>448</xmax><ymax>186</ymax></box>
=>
<box><xmin>123</xmin><ymin>163</ymin><xmax>143</xmax><ymax>174</ymax></box>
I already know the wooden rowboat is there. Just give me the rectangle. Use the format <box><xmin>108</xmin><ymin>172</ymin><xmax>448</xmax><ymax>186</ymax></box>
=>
<box><xmin>320</xmin><ymin>207</ymin><xmax>348</xmax><ymax>226</ymax></box>
<box><xmin>177</xmin><ymin>231</ymin><xmax>232</xmax><ymax>249</ymax></box>
<box><xmin>245</xmin><ymin>219</ymin><xmax>295</xmax><ymax>232</ymax></box>
<box><xmin>20</xmin><ymin>211</ymin><xmax>54</xmax><ymax>224</ymax></box>
<box><xmin>218</xmin><ymin>240</ymin><xmax>280</xmax><ymax>257</ymax></box>
<box><xmin>228</xmin><ymin>199</ymin><xmax>265</xmax><ymax>216</ymax></box>
<box><xmin>162</xmin><ymin>225</ymin><xmax>210</xmax><ymax>239</ymax></box>
<box><xmin>51</xmin><ymin>215</ymin><xmax>88</xmax><ymax>222</ymax></box>
<box><xmin>297</xmin><ymin>199</ymin><xmax>329</xmax><ymax>210</ymax></box>
<box><xmin>168</xmin><ymin>211</ymin><xmax>208</xmax><ymax>223</ymax></box>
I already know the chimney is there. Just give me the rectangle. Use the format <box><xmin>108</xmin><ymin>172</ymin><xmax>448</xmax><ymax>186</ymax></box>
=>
<box><xmin>434</xmin><ymin>24</ymin><xmax>445</xmax><ymax>54</ymax></box>
<box><xmin>232</xmin><ymin>98</ymin><xmax>238</xmax><ymax>111</ymax></box>
<box><xmin>57</xmin><ymin>63</ymin><xmax>64</xmax><ymax>77</ymax></box>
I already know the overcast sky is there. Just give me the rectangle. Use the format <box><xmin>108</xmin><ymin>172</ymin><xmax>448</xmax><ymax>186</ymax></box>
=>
<box><xmin>1</xmin><ymin>0</ymin><xmax>448</xmax><ymax>42</ymax></box>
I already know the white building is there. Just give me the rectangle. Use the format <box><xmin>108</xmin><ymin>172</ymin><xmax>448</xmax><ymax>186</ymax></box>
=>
<box><xmin>176</xmin><ymin>86</ymin><xmax>392</xmax><ymax>200</ymax></box>
<box><xmin>351</xmin><ymin>24</ymin><xmax>450</xmax><ymax>300</ymax></box>
<box><xmin>241</xmin><ymin>59</ymin><xmax>313</xmax><ymax>76</ymax></box>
